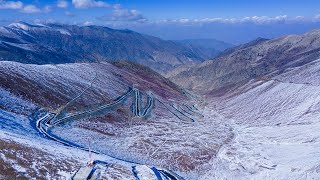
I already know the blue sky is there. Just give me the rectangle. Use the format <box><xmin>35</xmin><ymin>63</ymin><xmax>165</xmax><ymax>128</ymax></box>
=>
<box><xmin>1</xmin><ymin>0</ymin><xmax>320</xmax><ymax>43</ymax></box>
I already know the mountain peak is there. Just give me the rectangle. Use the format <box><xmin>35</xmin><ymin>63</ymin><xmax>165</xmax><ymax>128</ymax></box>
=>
<box><xmin>7</xmin><ymin>21</ymin><xmax>48</xmax><ymax>31</ymax></box>
<box><xmin>8</xmin><ymin>22</ymin><xmax>32</xmax><ymax>30</ymax></box>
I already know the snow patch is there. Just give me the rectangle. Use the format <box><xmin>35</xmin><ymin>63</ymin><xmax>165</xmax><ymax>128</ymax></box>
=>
<box><xmin>8</xmin><ymin>22</ymin><xmax>31</xmax><ymax>31</ymax></box>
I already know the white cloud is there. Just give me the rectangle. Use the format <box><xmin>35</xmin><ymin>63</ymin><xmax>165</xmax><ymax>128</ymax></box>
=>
<box><xmin>294</xmin><ymin>16</ymin><xmax>305</xmax><ymax>20</ymax></box>
<box><xmin>110</xmin><ymin>5</ymin><xmax>147</xmax><ymax>22</ymax></box>
<box><xmin>157</xmin><ymin>15</ymin><xmax>296</xmax><ymax>25</ymax></box>
<box><xmin>65</xmin><ymin>11</ymin><xmax>76</xmax><ymax>17</ymax></box>
<box><xmin>0</xmin><ymin>1</ymin><xmax>44</xmax><ymax>13</ymax></box>
<box><xmin>57</xmin><ymin>0</ymin><xmax>68</xmax><ymax>8</ymax></box>
<box><xmin>33</xmin><ymin>18</ymin><xmax>56</xmax><ymax>24</ymax></box>
<box><xmin>313</xmin><ymin>14</ymin><xmax>320</xmax><ymax>22</ymax></box>
<box><xmin>240</xmin><ymin>15</ymin><xmax>288</xmax><ymax>24</ymax></box>
<box><xmin>20</xmin><ymin>5</ymin><xmax>41</xmax><ymax>13</ymax></box>
<box><xmin>0</xmin><ymin>1</ymin><xmax>23</xmax><ymax>9</ymax></box>
<box><xmin>72</xmin><ymin>0</ymin><xmax>110</xmax><ymax>9</ymax></box>
<box><xmin>179</xmin><ymin>18</ymin><xmax>190</xmax><ymax>23</ymax></box>
<box><xmin>97</xmin><ymin>4</ymin><xmax>147</xmax><ymax>23</ymax></box>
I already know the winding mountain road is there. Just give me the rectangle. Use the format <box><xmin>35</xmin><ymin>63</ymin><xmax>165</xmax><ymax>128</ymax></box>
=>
<box><xmin>35</xmin><ymin>88</ymin><xmax>183</xmax><ymax>180</ymax></box>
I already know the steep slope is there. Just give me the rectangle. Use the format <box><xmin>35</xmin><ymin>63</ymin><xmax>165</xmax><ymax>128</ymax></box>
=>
<box><xmin>167</xmin><ymin>30</ymin><xmax>320</xmax><ymax>179</ymax></box>
<box><xmin>0</xmin><ymin>61</ymin><xmax>232</xmax><ymax>179</ymax></box>
<box><xmin>0</xmin><ymin>22</ymin><xmax>206</xmax><ymax>74</ymax></box>
<box><xmin>170</xmin><ymin>30</ymin><xmax>320</xmax><ymax>94</ymax></box>
<box><xmin>199</xmin><ymin>57</ymin><xmax>320</xmax><ymax>179</ymax></box>
<box><xmin>2</xmin><ymin>47</ymin><xmax>320</xmax><ymax>179</ymax></box>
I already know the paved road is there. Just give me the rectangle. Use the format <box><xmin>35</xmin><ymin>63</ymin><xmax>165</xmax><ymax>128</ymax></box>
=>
<box><xmin>50</xmin><ymin>88</ymin><xmax>154</xmax><ymax>126</ymax></box>
<box><xmin>50</xmin><ymin>88</ymin><xmax>134</xmax><ymax>126</ymax></box>
<box><xmin>37</xmin><ymin>115</ymin><xmax>183</xmax><ymax>180</ymax></box>
<box><xmin>141</xmin><ymin>94</ymin><xmax>154</xmax><ymax>117</ymax></box>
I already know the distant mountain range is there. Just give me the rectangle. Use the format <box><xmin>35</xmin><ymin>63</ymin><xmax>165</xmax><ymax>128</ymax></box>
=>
<box><xmin>170</xmin><ymin>30</ymin><xmax>320</xmax><ymax>94</ymax></box>
<box><xmin>0</xmin><ymin>22</ymin><xmax>231</xmax><ymax>74</ymax></box>
<box><xmin>174</xmin><ymin>38</ymin><xmax>234</xmax><ymax>59</ymax></box>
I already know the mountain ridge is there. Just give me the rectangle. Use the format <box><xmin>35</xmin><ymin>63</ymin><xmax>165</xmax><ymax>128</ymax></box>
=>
<box><xmin>0</xmin><ymin>22</ymin><xmax>210</xmax><ymax>74</ymax></box>
<box><xmin>169</xmin><ymin>29</ymin><xmax>320</xmax><ymax>94</ymax></box>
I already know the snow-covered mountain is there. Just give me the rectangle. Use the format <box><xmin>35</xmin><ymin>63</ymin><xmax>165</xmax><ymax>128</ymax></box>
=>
<box><xmin>167</xmin><ymin>29</ymin><xmax>320</xmax><ymax>179</ymax></box>
<box><xmin>170</xmin><ymin>30</ymin><xmax>320</xmax><ymax>94</ymax></box>
<box><xmin>0</xmin><ymin>22</ymin><xmax>208</xmax><ymax>74</ymax></box>
<box><xmin>200</xmin><ymin>58</ymin><xmax>320</xmax><ymax>179</ymax></box>
<box><xmin>2</xmin><ymin>25</ymin><xmax>320</xmax><ymax>179</ymax></box>
<box><xmin>0</xmin><ymin>60</ymin><xmax>230</xmax><ymax>179</ymax></box>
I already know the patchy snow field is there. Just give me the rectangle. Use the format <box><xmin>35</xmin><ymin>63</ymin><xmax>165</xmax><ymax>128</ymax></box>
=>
<box><xmin>2</xmin><ymin>59</ymin><xmax>320</xmax><ymax>179</ymax></box>
<box><xmin>200</xmin><ymin>108</ymin><xmax>320</xmax><ymax>179</ymax></box>
<box><xmin>0</xmin><ymin>61</ymin><xmax>190</xmax><ymax>178</ymax></box>
<box><xmin>0</xmin><ymin>108</ymin><xmax>138</xmax><ymax>179</ymax></box>
<box><xmin>51</xmin><ymin>102</ymin><xmax>232</xmax><ymax>174</ymax></box>
<box><xmin>0</xmin><ymin>88</ymin><xmax>137</xmax><ymax>179</ymax></box>
<box><xmin>199</xmin><ymin>60</ymin><xmax>320</xmax><ymax>179</ymax></box>
<box><xmin>2</xmin><ymin>61</ymin><xmax>222</xmax><ymax>179</ymax></box>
